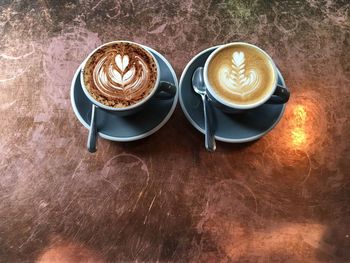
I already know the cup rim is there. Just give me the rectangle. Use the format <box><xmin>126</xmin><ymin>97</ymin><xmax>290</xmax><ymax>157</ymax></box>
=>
<box><xmin>80</xmin><ymin>40</ymin><xmax>160</xmax><ymax>111</ymax></box>
<box><xmin>203</xmin><ymin>42</ymin><xmax>278</xmax><ymax>110</ymax></box>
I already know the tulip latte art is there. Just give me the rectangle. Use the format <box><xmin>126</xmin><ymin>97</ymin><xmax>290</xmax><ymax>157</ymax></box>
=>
<box><xmin>83</xmin><ymin>42</ymin><xmax>157</xmax><ymax>108</ymax></box>
<box><xmin>207</xmin><ymin>44</ymin><xmax>276</xmax><ymax>105</ymax></box>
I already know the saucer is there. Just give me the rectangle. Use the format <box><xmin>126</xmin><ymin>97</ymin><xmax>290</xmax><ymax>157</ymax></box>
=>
<box><xmin>179</xmin><ymin>46</ymin><xmax>286</xmax><ymax>143</ymax></box>
<box><xmin>71</xmin><ymin>48</ymin><xmax>178</xmax><ymax>142</ymax></box>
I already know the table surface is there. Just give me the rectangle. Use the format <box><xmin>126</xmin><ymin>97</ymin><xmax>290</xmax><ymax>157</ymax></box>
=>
<box><xmin>1</xmin><ymin>1</ymin><xmax>349</xmax><ymax>262</ymax></box>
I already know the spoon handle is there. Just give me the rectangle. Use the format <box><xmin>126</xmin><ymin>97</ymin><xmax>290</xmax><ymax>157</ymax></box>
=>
<box><xmin>203</xmin><ymin>95</ymin><xmax>216</xmax><ymax>151</ymax></box>
<box><xmin>87</xmin><ymin>104</ymin><xmax>97</xmax><ymax>153</ymax></box>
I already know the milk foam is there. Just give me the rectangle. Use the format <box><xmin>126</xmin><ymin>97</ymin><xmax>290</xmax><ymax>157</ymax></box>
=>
<box><xmin>92</xmin><ymin>50</ymin><xmax>152</xmax><ymax>100</ymax></box>
<box><xmin>217</xmin><ymin>51</ymin><xmax>260</xmax><ymax>97</ymax></box>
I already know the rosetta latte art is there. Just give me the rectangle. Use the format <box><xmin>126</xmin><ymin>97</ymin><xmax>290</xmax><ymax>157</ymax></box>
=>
<box><xmin>93</xmin><ymin>50</ymin><xmax>151</xmax><ymax>101</ymax></box>
<box><xmin>218</xmin><ymin>51</ymin><xmax>260</xmax><ymax>97</ymax></box>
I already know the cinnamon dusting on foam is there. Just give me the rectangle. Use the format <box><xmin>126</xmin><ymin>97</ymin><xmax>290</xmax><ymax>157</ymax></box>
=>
<box><xmin>83</xmin><ymin>42</ymin><xmax>157</xmax><ymax>108</ymax></box>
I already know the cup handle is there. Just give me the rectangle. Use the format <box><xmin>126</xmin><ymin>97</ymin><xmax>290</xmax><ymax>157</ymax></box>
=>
<box><xmin>266</xmin><ymin>84</ymin><xmax>290</xmax><ymax>104</ymax></box>
<box><xmin>87</xmin><ymin>104</ymin><xmax>98</xmax><ymax>153</ymax></box>
<box><xmin>154</xmin><ymin>81</ymin><xmax>176</xmax><ymax>99</ymax></box>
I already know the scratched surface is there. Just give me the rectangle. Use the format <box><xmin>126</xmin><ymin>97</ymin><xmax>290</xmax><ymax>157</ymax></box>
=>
<box><xmin>0</xmin><ymin>0</ymin><xmax>349</xmax><ymax>262</ymax></box>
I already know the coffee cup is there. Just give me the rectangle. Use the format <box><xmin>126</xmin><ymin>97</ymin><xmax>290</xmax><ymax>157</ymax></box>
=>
<box><xmin>80</xmin><ymin>40</ymin><xmax>176</xmax><ymax>152</ymax></box>
<box><xmin>203</xmin><ymin>42</ymin><xmax>289</xmax><ymax>113</ymax></box>
<box><xmin>80</xmin><ymin>40</ymin><xmax>176</xmax><ymax>117</ymax></box>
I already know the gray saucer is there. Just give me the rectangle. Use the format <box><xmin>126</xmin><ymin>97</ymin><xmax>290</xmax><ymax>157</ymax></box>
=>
<box><xmin>179</xmin><ymin>46</ymin><xmax>286</xmax><ymax>143</ymax></box>
<box><xmin>71</xmin><ymin>48</ymin><xmax>178</xmax><ymax>142</ymax></box>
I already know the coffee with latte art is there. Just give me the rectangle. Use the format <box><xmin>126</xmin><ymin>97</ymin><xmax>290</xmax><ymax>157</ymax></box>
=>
<box><xmin>207</xmin><ymin>43</ymin><xmax>276</xmax><ymax>106</ymax></box>
<box><xmin>83</xmin><ymin>42</ymin><xmax>157</xmax><ymax>108</ymax></box>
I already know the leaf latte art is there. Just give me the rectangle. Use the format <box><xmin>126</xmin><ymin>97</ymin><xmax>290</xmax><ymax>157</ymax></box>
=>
<box><xmin>83</xmin><ymin>42</ymin><xmax>157</xmax><ymax>108</ymax></box>
<box><xmin>207</xmin><ymin>44</ymin><xmax>276</xmax><ymax>106</ymax></box>
<box><xmin>219</xmin><ymin>51</ymin><xmax>260</xmax><ymax>97</ymax></box>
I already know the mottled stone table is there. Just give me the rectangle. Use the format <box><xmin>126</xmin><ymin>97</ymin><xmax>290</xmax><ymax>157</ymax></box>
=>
<box><xmin>0</xmin><ymin>1</ymin><xmax>349</xmax><ymax>262</ymax></box>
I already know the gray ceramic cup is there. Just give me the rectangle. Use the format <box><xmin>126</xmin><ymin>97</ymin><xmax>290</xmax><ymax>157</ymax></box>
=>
<box><xmin>80</xmin><ymin>40</ymin><xmax>176</xmax><ymax>117</ymax></box>
<box><xmin>203</xmin><ymin>42</ymin><xmax>290</xmax><ymax>114</ymax></box>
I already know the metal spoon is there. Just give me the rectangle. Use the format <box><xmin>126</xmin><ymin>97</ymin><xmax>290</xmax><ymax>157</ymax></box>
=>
<box><xmin>192</xmin><ymin>67</ymin><xmax>216</xmax><ymax>151</ymax></box>
<box><xmin>87</xmin><ymin>104</ymin><xmax>97</xmax><ymax>153</ymax></box>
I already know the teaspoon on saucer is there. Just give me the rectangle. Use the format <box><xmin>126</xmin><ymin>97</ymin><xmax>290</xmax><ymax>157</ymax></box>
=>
<box><xmin>192</xmin><ymin>67</ymin><xmax>216</xmax><ymax>151</ymax></box>
<box><xmin>87</xmin><ymin>104</ymin><xmax>97</xmax><ymax>153</ymax></box>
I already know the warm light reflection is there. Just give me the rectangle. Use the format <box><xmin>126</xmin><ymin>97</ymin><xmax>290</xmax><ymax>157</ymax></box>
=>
<box><xmin>269</xmin><ymin>91</ymin><xmax>326</xmax><ymax>157</ymax></box>
<box><xmin>291</xmin><ymin>105</ymin><xmax>307</xmax><ymax>148</ymax></box>
<box><xmin>291</xmin><ymin>105</ymin><xmax>307</xmax><ymax>147</ymax></box>
<box><xmin>292</xmin><ymin>127</ymin><xmax>306</xmax><ymax>146</ymax></box>
<box><xmin>294</xmin><ymin>105</ymin><xmax>307</xmax><ymax>124</ymax></box>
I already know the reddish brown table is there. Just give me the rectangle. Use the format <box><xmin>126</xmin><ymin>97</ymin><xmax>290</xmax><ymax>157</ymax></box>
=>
<box><xmin>0</xmin><ymin>1</ymin><xmax>349</xmax><ymax>262</ymax></box>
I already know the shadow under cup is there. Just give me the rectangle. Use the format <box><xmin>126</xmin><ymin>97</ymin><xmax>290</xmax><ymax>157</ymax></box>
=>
<box><xmin>203</xmin><ymin>43</ymin><xmax>290</xmax><ymax>114</ymax></box>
